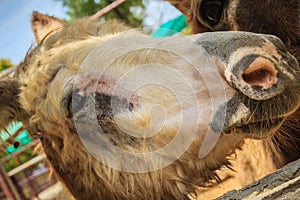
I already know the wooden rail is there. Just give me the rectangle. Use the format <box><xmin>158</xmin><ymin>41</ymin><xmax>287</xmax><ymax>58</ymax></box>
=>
<box><xmin>0</xmin><ymin>65</ymin><xmax>16</xmax><ymax>79</ymax></box>
<box><xmin>1</xmin><ymin>139</ymin><xmax>40</xmax><ymax>163</ymax></box>
<box><xmin>7</xmin><ymin>153</ymin><xmax>46</xmax><ymax>177</ymax></box>
<box><xmin>90</xmin><ymin>0</ymin><xmax>127</xmax><ymax>20</ymax></box>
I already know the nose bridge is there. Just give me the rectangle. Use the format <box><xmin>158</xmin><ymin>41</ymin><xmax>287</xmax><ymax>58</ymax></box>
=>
<box><xmin>194</xmin><ymin>31</ymin><xmax>269</xmax><ymax>62</ymax></box>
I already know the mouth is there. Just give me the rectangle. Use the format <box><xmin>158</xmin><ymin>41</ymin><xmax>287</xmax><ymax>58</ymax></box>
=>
<box><xmin>212</xmin><ymin>87</ymin><xmax>299</xmax><ymax>139</ymax></box>
<box><xmin>224</xmin><ymin>117</ymin><xmax>285</xmax><ymax>139</ymax></box>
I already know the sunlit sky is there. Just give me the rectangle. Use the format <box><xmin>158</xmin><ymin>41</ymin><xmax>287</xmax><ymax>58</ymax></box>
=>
<box><xmin>0</xmin><ymin>0</ymin><xmax>180</xmax><ymax>64</ymax></box>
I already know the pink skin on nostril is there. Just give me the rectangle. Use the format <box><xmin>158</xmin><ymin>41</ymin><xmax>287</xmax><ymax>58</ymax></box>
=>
<box><xmin>242</xmin><ymin>57</ymin><xmax>278</xmax><ymax>89</ymax></box>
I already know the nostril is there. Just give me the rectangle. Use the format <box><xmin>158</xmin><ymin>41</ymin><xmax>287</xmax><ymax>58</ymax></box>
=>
<box><xmin>242</xmin><ymin>57</ymin><xmax>278</xmax><ymax>89</ymax></box>
<box><xmin>242</xmin><ymin>68</ymin><xmax>272</xmax><ymax>84</ymax></box>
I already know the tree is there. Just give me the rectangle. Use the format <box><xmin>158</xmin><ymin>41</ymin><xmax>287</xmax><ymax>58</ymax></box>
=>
<box><xmin>0</xmin><ymin>59</ymin><xmax>13</xmax><ymax>72</ymax></box>
<box><xmin>56</xmin><ymin>0</ymin><xmax>145</xmax><ymax>27</ymax></box>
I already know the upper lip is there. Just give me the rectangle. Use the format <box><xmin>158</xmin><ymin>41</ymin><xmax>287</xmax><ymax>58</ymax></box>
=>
<box><xmin>224</xmin><ymin>116</ymin><xmax>285</xmax><ymax>134</ymax></box>
<box><xmin>217</xmin><ymin>88</ymin><xmax>300</xmax><ymax>136</ymax></box>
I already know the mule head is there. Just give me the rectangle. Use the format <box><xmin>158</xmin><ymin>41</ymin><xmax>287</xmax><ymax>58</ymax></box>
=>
<box><xmin>13</xmin><ymin>11</ymin><xmax>300</xmax><ymax>199</ymax></box>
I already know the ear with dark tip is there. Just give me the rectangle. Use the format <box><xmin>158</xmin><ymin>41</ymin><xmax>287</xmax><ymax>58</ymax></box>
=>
<box><xmin>167</xmin><ymin>0</ymin><xmax>191</xmax><ymax>15</ymax></box>
<box><xmin>31</xmin><ymin>11</ymin><xmax>66</xmax><ymax>44</ymax></box>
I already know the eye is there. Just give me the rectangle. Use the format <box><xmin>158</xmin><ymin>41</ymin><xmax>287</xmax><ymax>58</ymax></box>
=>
<box><xmin>200</xmin><ymin>0</ymin><xmax>225</xmax><ymax>26</ymax></box>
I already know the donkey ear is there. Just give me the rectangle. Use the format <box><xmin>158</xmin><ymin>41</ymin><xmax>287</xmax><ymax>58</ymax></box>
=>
<box><xmin>31</xmin><ymin>11</ymin><xmax>66</xmax><ymax>44</ymax></box>
<box><xmin>167</xmin><ymin>0</ymin><xmax>191</xmax><ymax>15</ymax></box>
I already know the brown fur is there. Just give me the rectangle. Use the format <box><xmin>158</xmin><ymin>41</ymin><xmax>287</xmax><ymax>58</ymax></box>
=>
<box><xmin>0</xmin><ymin>12</ymin><xmax>299</xmax><ymax>199</ymax></box>
<box><xmin>0</xmin><ymin>79</ymin><xmax>29</xmax><ymax>130</ymax></box>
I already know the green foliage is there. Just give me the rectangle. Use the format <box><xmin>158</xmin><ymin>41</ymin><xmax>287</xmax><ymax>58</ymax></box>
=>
<box><xmin>3</xmin><ymin>148</ymin><xmax>37</xmax><ymax>172</ymax></box>
<box><xmin>0</xmin><ymin>59</ymin><xmax>13</xmax><ymax>71</ymax></box>
<box><xmin>56</xmin><ymin>0</ymin><xmax>145</xmax><ymax>27</ymax></box>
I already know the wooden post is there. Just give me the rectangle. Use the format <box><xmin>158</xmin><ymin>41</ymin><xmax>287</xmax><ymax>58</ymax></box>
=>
<box><xmin>216</xmin><ymin>159</ymin><xmax>300</xmax><ymax>199</ymax></box>
<box><xmin>0</xmin><ymin>163</ymin><xmax>21</xmax><ymax>200</ymax></box>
